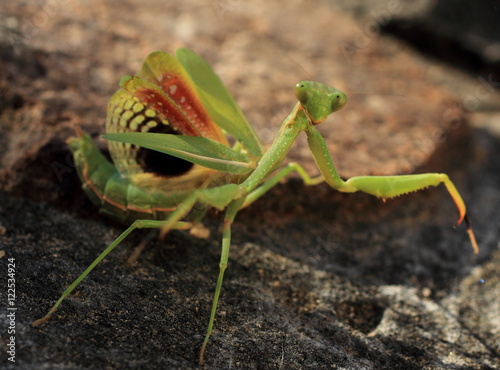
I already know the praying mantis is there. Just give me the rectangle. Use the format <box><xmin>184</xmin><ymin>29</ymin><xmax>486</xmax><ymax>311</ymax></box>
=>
<box><xmin>32</xmin><ymin>49</ymin><xmax>479</xmax><ymax>365</ymax></box>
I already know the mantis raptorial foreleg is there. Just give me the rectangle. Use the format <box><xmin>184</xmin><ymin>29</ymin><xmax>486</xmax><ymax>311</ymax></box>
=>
<box><xmin>341</xmin><ymin>174</ymin><xmax>478</xmax><ymax>251</ymax></box>
<box><xmin>305</xmin><ymin>125</ymin><xmax>479</xmax><ymax>254</ymax></box>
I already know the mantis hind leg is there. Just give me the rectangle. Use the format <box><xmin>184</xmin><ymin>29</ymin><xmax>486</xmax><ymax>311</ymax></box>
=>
<box><xmin>32</xmin><ymin>217</ymin><xmax>192</xmax><ymax>328</ymax></box>
<box><xmin>340</xmin><ymin>173</ymin><xmax>479</xmax><ymax>254</ymax></box>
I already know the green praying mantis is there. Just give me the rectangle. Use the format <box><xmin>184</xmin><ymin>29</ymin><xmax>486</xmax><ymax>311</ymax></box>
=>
<box><xmin>32</xmin><ymin>49</ymin><xmax>479</xmax><ymax>365</ymax></box>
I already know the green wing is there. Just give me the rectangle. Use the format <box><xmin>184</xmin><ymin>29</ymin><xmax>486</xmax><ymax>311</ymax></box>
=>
<box><xmin>104</xmin><ymin>132</ymin><xmax>254</xmax><ymax>174</ymax></box>
<box><xmin>176</xmin><ymin>48</ymin><xmax>264</xmax><ymax>158</ymax></box>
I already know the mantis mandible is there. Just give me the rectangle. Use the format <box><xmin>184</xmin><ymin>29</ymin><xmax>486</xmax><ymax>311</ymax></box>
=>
<box><xmin>32</xmin><ymin>49</ymin><xmax>479</xmax><ymax>365</ymax></box>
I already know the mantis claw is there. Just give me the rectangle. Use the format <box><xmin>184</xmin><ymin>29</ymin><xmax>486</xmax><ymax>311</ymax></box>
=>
<box><xmin>464</xmin><ymin>215</ymin><xmax>479</xmax><ymax>255</ymax></box>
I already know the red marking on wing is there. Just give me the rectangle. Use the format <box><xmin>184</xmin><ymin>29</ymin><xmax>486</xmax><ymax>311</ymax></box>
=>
<box><xmin>134</xmin><ymin>88</ymin><xmax>201</xmax><ymax>137</ymax></box>
<box><xmin>158</xmin><ymin>74</ymin><xmax>227</xmax><ymax>143</ymax></box>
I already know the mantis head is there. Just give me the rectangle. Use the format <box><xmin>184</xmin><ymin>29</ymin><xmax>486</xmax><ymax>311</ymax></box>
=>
<box><xmin>295</xmin><ymin>81</ymin><xmax>347</xmax><ymax>124</ymax></box>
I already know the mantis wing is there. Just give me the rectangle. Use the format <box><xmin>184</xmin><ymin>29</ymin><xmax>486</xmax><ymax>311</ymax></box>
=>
<box><xmin>104</xmin><ymin>132</ymin><xmax>253</xmax><ymax>174</ymax></box>
<box><xmin>134</xmin><ymin>51</ymin><xmax>228</xmax><ymax>144</ymax></box>
<box><xmin>176</xmin><ymin>48</ymin><xmax>264</xmax><ymax>158</ymax></box>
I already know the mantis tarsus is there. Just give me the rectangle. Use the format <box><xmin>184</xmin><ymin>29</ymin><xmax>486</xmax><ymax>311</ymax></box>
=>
<box><xmin>32</xmin><ymin>49</ymin><xmax>479</xmax><ymax>365</ymax></box>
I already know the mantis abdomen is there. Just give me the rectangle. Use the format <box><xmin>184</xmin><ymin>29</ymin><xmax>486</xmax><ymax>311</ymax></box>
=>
<box><xmin>68</xmin><ymin>133</ymin><xmax>184</xmax><ymax>224</ymax></box>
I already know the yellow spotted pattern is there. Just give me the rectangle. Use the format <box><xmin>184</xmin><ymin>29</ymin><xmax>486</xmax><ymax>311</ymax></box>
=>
<box><xmin>106</xmin><ymin>90</ymin><xmax>178</xmax><ymax>179</ymax></box>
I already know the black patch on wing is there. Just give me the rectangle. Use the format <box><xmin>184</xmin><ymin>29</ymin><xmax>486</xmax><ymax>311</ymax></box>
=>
<box><xmin>136</xmin><ymin>125</ymin><xmax>194</xmax><ymax>177</ymax></box>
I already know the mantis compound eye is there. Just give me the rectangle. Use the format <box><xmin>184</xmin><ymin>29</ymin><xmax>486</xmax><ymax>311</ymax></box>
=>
<box><xmin>294</xmin><ymin>82</ymin><xmax>310</xmax><ymax>104</ymax></box>
<box><xmin>330</xmin><ymin>91</ymin><xmax>347</xmax><ymax>113</ymax></box>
